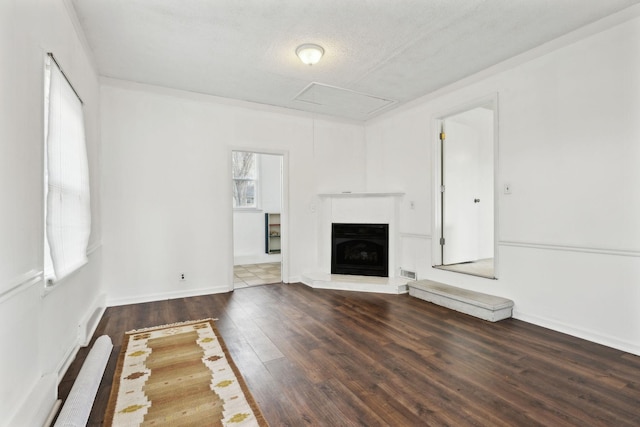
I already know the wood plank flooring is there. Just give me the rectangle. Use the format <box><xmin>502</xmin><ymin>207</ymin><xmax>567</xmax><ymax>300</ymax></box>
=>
<box><xmin>58</xmin><ymin>283</ymin><xmax>640</xmax><ymax>426</ymax></box>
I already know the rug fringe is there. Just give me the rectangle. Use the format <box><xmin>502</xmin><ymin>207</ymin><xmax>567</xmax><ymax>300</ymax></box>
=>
<box><xmin>126</xmin><ymin>318</ymin><xmax>218</xmax><ymax>334</ymax></box>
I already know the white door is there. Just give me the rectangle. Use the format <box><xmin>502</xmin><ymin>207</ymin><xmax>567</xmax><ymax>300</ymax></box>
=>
<box><xmin>442</xmin><ymin>119</ymin><xmax>481</xmax><ymax>265</ymax></box>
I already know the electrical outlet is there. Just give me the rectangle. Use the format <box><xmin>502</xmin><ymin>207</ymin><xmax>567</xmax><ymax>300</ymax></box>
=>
<box><xmin>179</xmin><ymin>273</ymin><xmax>186</xmax><ymax>281</ymax></box>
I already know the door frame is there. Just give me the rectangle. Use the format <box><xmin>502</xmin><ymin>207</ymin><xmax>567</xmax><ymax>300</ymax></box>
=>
<box><xmin>228</xmin><ymin>147</ymin><xmax>289</xmax><ymax>289</ymax></box>
<box><xmin>431</xmin><ymin>93</ymin><xmax>500</xmax><ymax>278</ymax></box>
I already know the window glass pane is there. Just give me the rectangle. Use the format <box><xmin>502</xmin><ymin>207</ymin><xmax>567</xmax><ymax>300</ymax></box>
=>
<box><xmin>232</xmin><ymin>152</ymin><xmax>256</xmax><ymax>179</ymax></box>
<box><xmin>232</xmin><ymin>151</ymin><xmax>258</xmax><ymax>208</ymax></box>
<box><xmin>233</xmin><ymin>180</ymin><xmax>256</xmax><ymax>207</ymax></box>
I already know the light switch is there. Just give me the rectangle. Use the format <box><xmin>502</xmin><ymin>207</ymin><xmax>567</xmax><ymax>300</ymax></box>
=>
<box><xmin>504</xmin><ymin>183</ymin><xmax>512</xmax><ymax>194</ymax></box>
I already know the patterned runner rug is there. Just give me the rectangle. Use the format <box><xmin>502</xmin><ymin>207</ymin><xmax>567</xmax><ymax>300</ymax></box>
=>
<box><xmin>104</xmin><ymin>319</ymin><xmax>269</xmax><ymax>426</ymax></box>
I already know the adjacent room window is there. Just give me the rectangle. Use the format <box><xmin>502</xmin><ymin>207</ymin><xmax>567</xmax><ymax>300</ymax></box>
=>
<box><xmin>44</xmin><ymin>54</ymin><xmax>91</xmax><ymax>285</ymax></box>
<box><xmin>232</xmin><ymin>151</ymin><xmax>258</xmax><ymax>208</ymax></box>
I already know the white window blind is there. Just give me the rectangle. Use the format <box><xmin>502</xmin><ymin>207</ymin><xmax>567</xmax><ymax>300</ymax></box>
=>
<box><xmin>44</xmin><ymin>54</ymin><xmax>91</xmax><ymax>284</ymax></box>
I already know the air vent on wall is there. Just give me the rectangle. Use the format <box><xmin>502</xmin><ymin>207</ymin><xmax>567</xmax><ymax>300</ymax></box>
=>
<box><xmin>400</xmin><ymin>269</ymin><xmax>417</xmax><ymax>280</ymax></box>
<box><xmin>293</xmin><ymin>82</ymin><xmax>396</xmax><ymax>121</ymax></box>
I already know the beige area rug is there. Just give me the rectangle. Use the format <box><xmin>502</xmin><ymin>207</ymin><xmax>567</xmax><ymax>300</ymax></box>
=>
<box><xmin>104</xmin><ymin>319</ymin><xmax>269</xmax><ymax>426</ymax></box>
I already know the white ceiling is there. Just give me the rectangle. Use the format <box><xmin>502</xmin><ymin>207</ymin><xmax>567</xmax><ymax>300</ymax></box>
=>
<box><xmin>71</xmin><ymin>0</ymin><xmax>639</xmax><ymax>121</ymax></box>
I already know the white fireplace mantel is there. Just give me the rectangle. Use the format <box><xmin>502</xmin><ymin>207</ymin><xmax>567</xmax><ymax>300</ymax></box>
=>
<box><xmin>301</xmin><ymin>191</ymin><xmax>408</xmax><ymax>294</ymax></box>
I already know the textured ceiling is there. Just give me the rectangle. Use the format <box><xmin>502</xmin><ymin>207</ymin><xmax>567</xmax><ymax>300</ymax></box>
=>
<box><xmin>71</xmin><ymin>0</ymin><xmax>639</xmax><ymax>121</ymax></box>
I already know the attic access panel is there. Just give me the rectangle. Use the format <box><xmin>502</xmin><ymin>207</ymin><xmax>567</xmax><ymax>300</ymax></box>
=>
<box><xmin>293</xmin><ymin>82</ymin><xmax>396</xmax><ymax>121</ymax></box>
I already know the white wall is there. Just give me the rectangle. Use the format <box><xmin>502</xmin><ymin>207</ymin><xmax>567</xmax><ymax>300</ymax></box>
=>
<box><xmin>0</xmin><ymin>1</ymin><xmax>103</xmax><ymax>425</ymax></box>
<box><xmin>233</xmin><ymin>153</ymin><xmax>283</xmax><ymax>265</ymax></box>
<box><xmin>101</xmin><ymin>80</ymin><xmax>366</xmax><ymax>305</ymax></box>
<box><xmin>366</xmin><ymin>13</ymin><xmax>640</xmax><ymax>355</ymax></box>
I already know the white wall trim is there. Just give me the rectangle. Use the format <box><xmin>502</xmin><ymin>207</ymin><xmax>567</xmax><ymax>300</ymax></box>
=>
<box><xmin>100</xmin><ymin>77</ymin><xmax>363</xmax><ymax>125</ymax></box>
<box><xmin>78</xmin><ymin>294</ymin><xmax>107</xmax><ymax>346</ymax></box>
<box><xmin>513</xmin><ymin>310</ymin><xmax>640</xmax><ymax>356</ymax></box>
<box><xmin>106</xmin><ymin>285</ymin><xmax>231</xmax><ymax>307</ymax></box>
<box><xmin>499</xmin><ymin>240</ymin><xmax>640</xmax><ymax>258</ymax></box>
<box><xmin>0</xmin><ymin>269</ymin><xmax>43</xmax><ymax>303</ymax></box>
<box><xmin>55</xmin><ymin>338</ymin><xmax>83</xmax><ymax>385</ymax></box>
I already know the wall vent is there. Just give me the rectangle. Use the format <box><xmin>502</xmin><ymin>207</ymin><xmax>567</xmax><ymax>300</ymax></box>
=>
<box><xmin>400</xmin><ymin>269</ymin><xmax>417</xmax><ymax>280</ymax></box>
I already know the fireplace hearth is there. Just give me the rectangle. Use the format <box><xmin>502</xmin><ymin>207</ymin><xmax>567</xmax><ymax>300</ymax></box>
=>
<box><xmin>331</xmin><ymin>223</ymin><xmax>389</xmax><ymax>277</ymax></box>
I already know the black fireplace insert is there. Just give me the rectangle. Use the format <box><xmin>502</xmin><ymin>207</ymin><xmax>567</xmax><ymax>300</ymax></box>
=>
<box><xmin>331</xmin><ymin>223</ymin><xmax>389</xmax><ymax>277</ymax></box>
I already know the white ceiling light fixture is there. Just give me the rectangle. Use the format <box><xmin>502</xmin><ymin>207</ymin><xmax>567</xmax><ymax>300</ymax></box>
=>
<box><xmin>296</xmin><ymin>43</ymin><xmax>324</xmax><ymax>65</ymax></box>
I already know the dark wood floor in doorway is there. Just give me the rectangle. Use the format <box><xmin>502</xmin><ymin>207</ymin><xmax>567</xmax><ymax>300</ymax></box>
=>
<box><xmin>59</xmin><ymin>283</ymin><xmax>640</xmax><ymax>426</ymax></box>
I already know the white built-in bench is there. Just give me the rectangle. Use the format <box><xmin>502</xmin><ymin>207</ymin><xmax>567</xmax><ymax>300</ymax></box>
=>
<box><xmin>409</xmin><ymin>280</ymin><xmax>514</xmax><ymax>322</ymax></box>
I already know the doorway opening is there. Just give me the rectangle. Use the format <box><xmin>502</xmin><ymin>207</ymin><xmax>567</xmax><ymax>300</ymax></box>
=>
<box><xmin>434</xmin><ymin>98</ymin><xmax>497</xmax><ymax>279</ymax></box>
<box><xmin>231</xmin><ymin>150</ymin><xmax>285</xmax><ymax>288</ymax></box>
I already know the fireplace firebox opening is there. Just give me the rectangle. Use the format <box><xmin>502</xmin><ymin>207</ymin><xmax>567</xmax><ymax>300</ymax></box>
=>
<box><xmin>331</xmin><ymin>223</ymin><xmax>389</xmax><ymax>277</ymax></box>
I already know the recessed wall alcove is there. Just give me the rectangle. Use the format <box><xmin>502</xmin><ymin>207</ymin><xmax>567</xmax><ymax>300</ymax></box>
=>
<box><xmin>301</xmin><ymin>192</ymin><xmax>409</xmax><ymax>294</ymax></box>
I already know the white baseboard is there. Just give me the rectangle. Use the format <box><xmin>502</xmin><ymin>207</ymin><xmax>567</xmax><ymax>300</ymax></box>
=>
<box><xmin>78</xmin><ymin>293</ymin><xmax>107</xmax><ymax>346</ymax></box>
<box><xmin>513</xmin><ymin>310</ymin><xmax>640</xmax><ymax>356</ymax></box>
<box><xmin>55</xmin><ymin>293</ymin><xmax>108</xmax><ymax>385</ymax></box>
<box><xmin>44</xmin><ymin>399</ymin><xmax>62</xmax><ymax>427</ymax></box>
<box><xmin>107</xmin><ymin>285</ymin><xmax>231</xmax><ymax>307</ymax></box>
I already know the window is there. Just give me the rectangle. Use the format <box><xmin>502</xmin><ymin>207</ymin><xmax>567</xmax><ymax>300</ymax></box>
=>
<box><xmin>44</xmin><ymin>54</ymin><xmax>91</xmax><ymax>285</ymax></box>
<box><xmin>232</xmin><ymin>151</ymin><xmax>258</xmax><ymax>208</ymax></box>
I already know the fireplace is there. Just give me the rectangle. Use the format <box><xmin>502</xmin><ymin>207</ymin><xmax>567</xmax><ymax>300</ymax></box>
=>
<box><xmin>331</xmin><ymin>223</ymin><xmax>389</xmax><ymax>277</ymax></box>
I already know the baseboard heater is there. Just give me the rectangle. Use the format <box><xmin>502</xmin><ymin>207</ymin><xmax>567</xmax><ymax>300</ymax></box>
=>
<box><xmin>53</xmin><ymin>335</ymin><xmax>113</xmax><ymax>426</ymax></box>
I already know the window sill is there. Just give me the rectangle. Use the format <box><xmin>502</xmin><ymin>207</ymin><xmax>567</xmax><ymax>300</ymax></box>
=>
<box><xmin>233</xmin><ymin>208</ymin><xmax>263</xmax><ymax>213</ymax></box>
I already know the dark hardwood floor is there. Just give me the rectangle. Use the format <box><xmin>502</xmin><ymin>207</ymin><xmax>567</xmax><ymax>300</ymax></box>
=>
<box><xmin>58</xmin><ymin>283</ymin><xmax>640</xmax><ymax>426</ymax></box>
